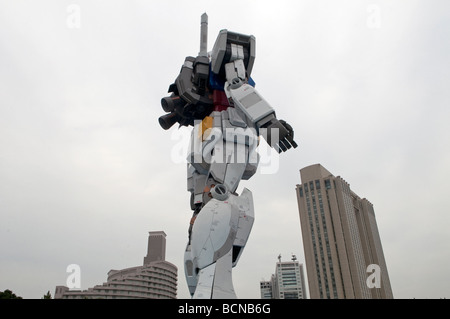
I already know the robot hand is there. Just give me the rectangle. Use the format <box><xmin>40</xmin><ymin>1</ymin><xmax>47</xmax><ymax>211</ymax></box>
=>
<box><xmin>261</xmin><ymin>118</ymin><xmax>298</xmax><ymax>153</ymax></box>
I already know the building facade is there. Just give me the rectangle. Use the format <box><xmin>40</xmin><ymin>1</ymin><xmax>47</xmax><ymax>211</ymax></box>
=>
<box><xmin>55</xmin><ymin>231</ymin><xmax>177</xmax><ymax>299</ymax></box>
<box><xmin>260</xmin><ymin>279</ymin><xmax>273</xmax><ymax>299</ymax></box>
<box><xmin>260</xmin><ymin>255</ymin><xmax>307</xmax><ymax>299</ymax></box>
<box><xmin>295</xmin><ymin>164</ymin><xmax>393</xmax><ymax>299</ymax></box>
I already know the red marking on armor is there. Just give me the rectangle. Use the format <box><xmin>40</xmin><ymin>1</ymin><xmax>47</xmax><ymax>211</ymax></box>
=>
<box><xmin>213</xmin><ymin>90</ymin><xmax>231</xmax><ymax>112</ymax></box>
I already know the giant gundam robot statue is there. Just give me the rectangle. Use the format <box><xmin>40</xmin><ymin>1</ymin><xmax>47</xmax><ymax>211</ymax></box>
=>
<box><xmin>158</xmin><ymin>14</ymin><xmax>298</xmax><ymax>299</ymax></box>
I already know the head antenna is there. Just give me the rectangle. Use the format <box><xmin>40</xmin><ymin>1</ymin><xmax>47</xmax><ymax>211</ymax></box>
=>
<box><xmin>199</xmin><ymin>13</ymin><xmax>208</xmax><ymax>57</ymax></box>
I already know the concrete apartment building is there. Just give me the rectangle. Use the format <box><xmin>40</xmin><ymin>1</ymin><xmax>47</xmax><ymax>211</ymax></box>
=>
<box><xmin>55</xmin><ymin>231</ymin><xmax>177</xmax><ymax>299</ymax></box>
<box><xmin>296</xmin><ymin>164</ymin><xmax>393</xmax><ymax>299</ymax></box>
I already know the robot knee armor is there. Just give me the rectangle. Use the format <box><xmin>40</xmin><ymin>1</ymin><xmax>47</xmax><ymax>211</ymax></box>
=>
<box><xmin>211</xmin><ymin>184</ymin><xmax>229</xmax><ymax>201</ymax></box>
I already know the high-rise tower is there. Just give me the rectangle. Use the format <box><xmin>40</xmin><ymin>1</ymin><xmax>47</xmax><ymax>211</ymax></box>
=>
<box><xmin>295</xmin><ymin>164</ymin><xmax>393</xmax><ymax>299</ymax></box>
<box><xmin>144</xmin><ymin>231</ymin><xmax>167</xmax><ymax>264</ymax></box>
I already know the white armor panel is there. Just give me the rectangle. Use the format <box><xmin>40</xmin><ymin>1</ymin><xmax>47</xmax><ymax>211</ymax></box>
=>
<box><xmin>188</xmin><ymin>188</ymin><xmax>254</xmax><ymax>298</ymax></box>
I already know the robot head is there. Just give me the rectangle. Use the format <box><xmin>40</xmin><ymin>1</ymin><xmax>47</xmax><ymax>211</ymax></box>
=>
<box><xmin>210</xmin><ymin>29</ymin><xmax>256</xmax><ymax>79</ymax></box>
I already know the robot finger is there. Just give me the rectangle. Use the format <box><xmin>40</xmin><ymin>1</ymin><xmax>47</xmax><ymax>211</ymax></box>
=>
<box><xmin>281</xmin><ymin>139</ymin><xmax>292</xmax><ymax>150</ymax></box>
<box><xmin>286</xmin><ymin>135</ymin><xmax>298</xmax><ymax>149</ymax></box>
<box><xmin>278</xmin><ymin>140</ymin><xmax>288</xmax><ymax>152</ymax></box>
<box><xmin>274</xmin><ymin>143</ymin><xmax>283</xmax><ymax>154</ymax></box>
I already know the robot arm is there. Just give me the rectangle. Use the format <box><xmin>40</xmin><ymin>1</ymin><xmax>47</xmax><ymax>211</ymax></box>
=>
<box><xmin>223</xmin><ymin>60</ymin><xmax>298</xmax><ymax>153</ymax></box>
<box><xmin>210</xmin><ymin>30</ymin><xmax>298</xmax><ymax>153</ymax></box>
<box><xmin>226</xmin><ymin>81</ymin><xmax>298</xmax><ymax>153</ymax></box>
<box><xmin>159</xmin><ymin>55</ymin><xmax>213</xmax><ymax>130</ymax></box>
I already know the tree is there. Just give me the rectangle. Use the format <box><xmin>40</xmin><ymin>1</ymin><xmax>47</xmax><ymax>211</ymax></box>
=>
<box><xmin>0</xmin><ymin>289</ymin><xmax>23</xmax><ymax>299</ymax></box>
<box><xmin>42</xmin><ymin>291</ymin><xmax>52</xmax><ymax>299</ymax></box>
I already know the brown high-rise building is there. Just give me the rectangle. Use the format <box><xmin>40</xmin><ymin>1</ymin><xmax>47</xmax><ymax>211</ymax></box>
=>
<box><xmin>295</xmin><ymin>164</ymin><xmax>393</xmax><ymax>299</ymax></box>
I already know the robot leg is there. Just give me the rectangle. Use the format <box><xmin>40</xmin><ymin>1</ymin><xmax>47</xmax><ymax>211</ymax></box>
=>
<box><xmin>184</xmin><ymin>110</ymin><xmax>258</xmax><ymax>298</ymax></box>
<box><xmin>188</xmin><ymin>187</ymin><xmax>254</xmax><ymax>299</ymax></box>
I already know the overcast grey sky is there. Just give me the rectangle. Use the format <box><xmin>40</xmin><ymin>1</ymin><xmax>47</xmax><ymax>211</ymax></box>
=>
<box><xmin>1</xmin><ymin>0</ymin><xmax>449</xmax><ymax>299</ymax></box>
